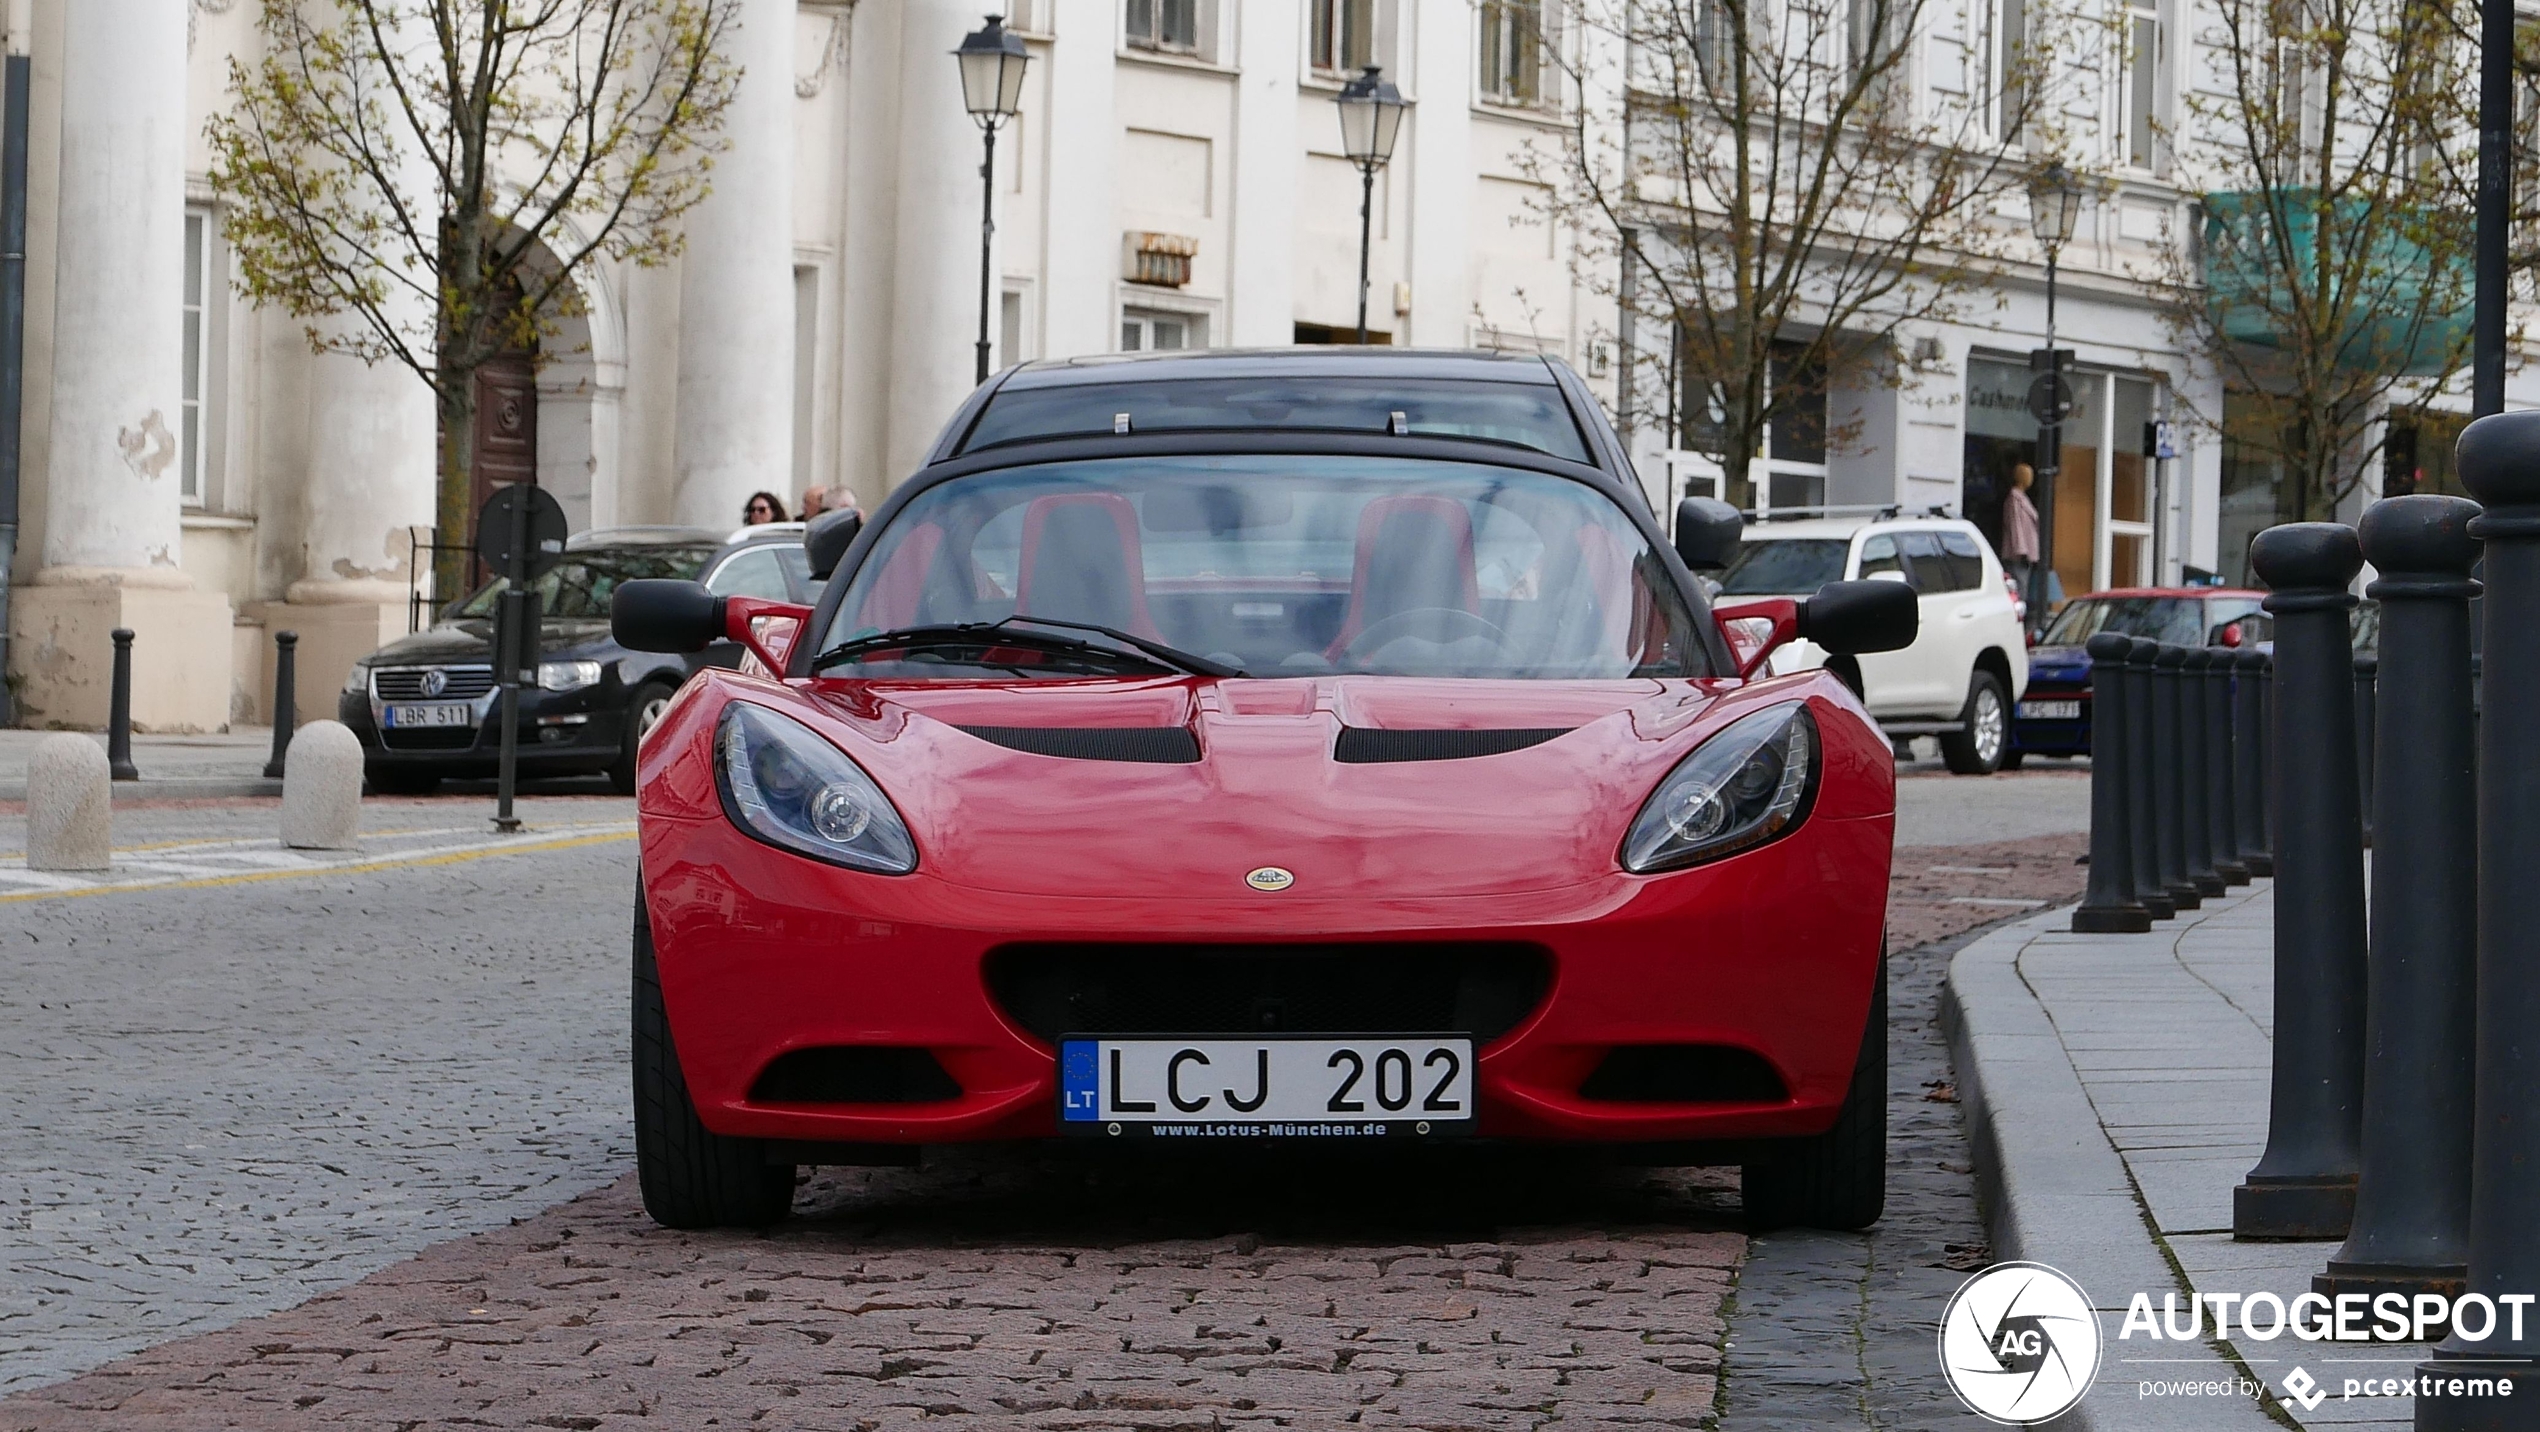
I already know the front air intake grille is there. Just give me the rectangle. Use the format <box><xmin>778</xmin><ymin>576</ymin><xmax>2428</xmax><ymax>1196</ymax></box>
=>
<box><xmin>1578</xmin><ymin>1045</ymin><xmax>1790</xmax><ymax>1104</ymax></box>
<box><xmin>985</xmin><ymin>942</ymin><xmax>1551</xmax><ymax>1046</ymax></box>
<box><xmin>956</xmin><ymin>725</ymin><xmax>1201</xmax><ymax>763</ymax></box>
<box><xmin>374</xmin><ymin>666</ymin><xmax>496</xmax><ymax>701</ymax></box>
<box><xmin>748</xmin><ymin>1046</ymin><xmax>962</xmax><ymax>1105</ymax></box>
<box><xmin>1333</xmin><ymin>728</ymin><xmax>1571</xmax><ymax>763</ymax></box>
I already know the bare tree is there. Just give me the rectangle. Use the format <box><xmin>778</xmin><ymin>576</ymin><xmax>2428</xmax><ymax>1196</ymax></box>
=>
<box><xmin>1536</xmin><ymin>0</ymin><xmax>2049</xmax><ymax>508</ymax></box>
<box><xmin>209</xmin><ymin>0</ymin><xmax>740</xmax><ymax>597</ymax></box>
<box><xmin>2149</xmin><ymin>0</ymin><xmax>2473</xmax><ymax>523</ymax></box>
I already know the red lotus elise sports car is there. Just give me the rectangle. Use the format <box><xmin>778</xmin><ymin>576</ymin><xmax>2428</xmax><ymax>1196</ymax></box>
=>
<box><xmin>612</xmin><ymin>350</ymin><xmax>1916</xmax><ymax>1232</ymax></box>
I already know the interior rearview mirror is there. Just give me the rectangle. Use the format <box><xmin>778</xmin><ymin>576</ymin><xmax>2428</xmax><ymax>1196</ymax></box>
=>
<box><xmin>1673</xmin><ymin>496</ymin><xmax>1743</xmax><ymax>571</ymax></box>
<box><xmin>804</xmin><ymin>506</ymin><xmax>863</xmax><ymax>581</ymax></box>
<box><xmin>612</xmin><ymin>579</ymin><xmax>725</xmax><ymax>654</ymax></box>
<box><xmin>1800</xmin><ymin>579</ymin><xmax>1918</xmax><ymax>655</ymax></box>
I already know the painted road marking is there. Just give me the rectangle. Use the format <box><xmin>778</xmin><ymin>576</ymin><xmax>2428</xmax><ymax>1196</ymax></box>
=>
<box><xmin>0</xmin><ymin>825</ymin><xmax>636</xmax><ymax>903</ymax></box>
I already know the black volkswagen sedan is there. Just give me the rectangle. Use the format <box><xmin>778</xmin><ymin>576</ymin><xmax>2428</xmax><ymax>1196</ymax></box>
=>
<box><xmin>342</xmin><ymin>526</ymin><xmax>813</xmax><ymax>794</ymax></box>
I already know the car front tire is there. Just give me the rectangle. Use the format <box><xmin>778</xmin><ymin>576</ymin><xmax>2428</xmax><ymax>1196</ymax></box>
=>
<box><xmin>1939</xmin><ymin>671</ymin><xmax>2010</xmax><ymax>775</ymax></box>
<box><xmin>633</xmin><ymin>894</ymin><xmax>795</xmax><ymax>1230</ymax></box>
<box><xmin>1742</xmin><ymin>961</ymin><xmax>1887</xmax><ymax>1231</ymax></box>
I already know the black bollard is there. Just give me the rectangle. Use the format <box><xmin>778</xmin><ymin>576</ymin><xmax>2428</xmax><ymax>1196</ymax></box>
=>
<box><xmin>2205</xmin><ymin>647</ymin><xmax>2249</xmax><ymax>884</ymax></box>
<box><xmin>2353</xmin><ymin>654</ymin><xmax>2378</xmax><ymax>847</ymax></box>
<box><xmin>2179</xmin><ymin>647</ymin><xmax>2227</xmax><ymax>897</ymax></box>
<box><xmin>106</xmin><ymin>626</ymin><xmax>138</xmax><ymax>781</ymax></box>
<box><xmin>2073</xmin><ymin>633</ymin><xmax>2152</xmax><ymax>932</ymax></box>
<box><xmin>2125</xmin><ymin>638</ymin><xmax>2176</xmax><ymax>920</ymax></box>
<box><xmin>261</xmin><ymin>630</ymin><xmax>297</xmax><ymax>780</ymax></box>
<box><xmin>2235</xmin><ymin>649</ymin><xmax>2274</xmax><ymax>878</ymax></box>
<box><xmin>2235</xmin><ymin>523</ymin><xmax>2367</xmax><ymax>1241</ymax></box>
<box><xmin>2320</xmin><ymin>496</ymin><xmax>2478</xmax><ymax>1315</ymax></box>
<box><xmin>2150</xmin><ymin>645</ymin><xmax>2203</xmax><ymax>911</ymax></box>
<box><xmin>2417</xmin><ymin>416</ymin><xmax>2540</xmax><ymax>1425</ymax></box>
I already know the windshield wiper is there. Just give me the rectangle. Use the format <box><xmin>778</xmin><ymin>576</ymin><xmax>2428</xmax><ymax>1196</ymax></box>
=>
<box><xmin>995</xmin><ymin>614</ymin><xmax>1245</xmax><ymax>677</ymax></box>
<box><xmin>811</xmin><ymin>619</ymin><xmax>1237</xmax><ymax>678</ymax></box>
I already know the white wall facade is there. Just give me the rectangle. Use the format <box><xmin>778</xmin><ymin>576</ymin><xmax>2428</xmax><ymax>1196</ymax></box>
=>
<box><xmin>5</xmin><ymin>0</ymin><xmax>2522</xmax><ymax>726</ymax></box>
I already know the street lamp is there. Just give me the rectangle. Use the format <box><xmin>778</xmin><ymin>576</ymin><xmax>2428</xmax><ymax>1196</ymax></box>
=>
<box><xmin>955</xmin><ymin>14</ymin><xmax>1030</xmax><ymax>385</ymax></box>
<box><xmin>1333</xmin><ymin>66</ymin><xmax>1405</xmax><ymax>345</ymax></box>
<box><xmin>2023</xmin><ymin>161</ymin><xmax>2087</xmax><ymax>622</ymax></box>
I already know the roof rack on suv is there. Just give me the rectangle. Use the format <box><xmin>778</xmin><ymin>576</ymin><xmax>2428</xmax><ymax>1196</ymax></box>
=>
<box><xmin>1741</xmin><ymin>503</ymin><xmax>1903</xmax><ymax>523</ymax></box>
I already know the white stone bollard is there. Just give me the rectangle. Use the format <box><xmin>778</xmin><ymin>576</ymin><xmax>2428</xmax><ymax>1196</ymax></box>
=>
<box><xmin>27</xmin><ymin>733</ymin><xmax>112</xmax><ymax>871</ymax></box>
<box><xmin>280</xmin><ymin>719</ymin><xmax>363</xmax><ymax>851</ymax></box>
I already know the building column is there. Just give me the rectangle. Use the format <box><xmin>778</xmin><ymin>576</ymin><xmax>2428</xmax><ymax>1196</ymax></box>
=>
<box><xmin>672</xmin><ymin>0</ymin><xmax>794</xmax><ymax>532</ymax></box>
<box><xmin>247</xmin><ymin>331</ymin><xmax>438</xmax><ymax>726</ymax></box>
<box><xmin>1226</xmin><ymin>0</ymin><xmax>1299</xmax><ymax>347</ymax></box>
<box><xmin>886</xmin><ymin>0</ymin><xmax>1001</xmax><ymax>482</ymax></box>
<box><xmin>1038</xmin><ymin>10</ymin><xmax>1116</xmax><ymax>359</ymax></box>
<box><xmin>1403</xmin><ymin>4</ymin><xmax>1472</xmax><ymax>348</ymax></box>
<box><xmin>8</xmin><ymin>0</ymin><xmax>231</xmax><ymax>731</ymax></box>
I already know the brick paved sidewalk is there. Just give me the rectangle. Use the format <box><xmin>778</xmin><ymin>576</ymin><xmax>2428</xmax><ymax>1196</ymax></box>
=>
<box><xmin>2</xmin><ymin>828</ymin><xmax>2085</xmax><ymax>1430</ymax></box>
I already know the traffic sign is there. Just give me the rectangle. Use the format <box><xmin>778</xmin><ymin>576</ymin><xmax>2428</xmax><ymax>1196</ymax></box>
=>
<box><xmin>474</xmin><ymin>483</ymin><xmax>568</xmax><ymax>582</ymax></box>
<box><xmin>2027</xmin><ymin>372</ymin><xmax>2077</xmax><ymax>425</ymax></box>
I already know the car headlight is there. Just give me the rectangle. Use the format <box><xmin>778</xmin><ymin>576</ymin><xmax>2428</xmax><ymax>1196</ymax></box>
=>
<box><xmin>714</xmin><ymin>702</ymin><xmax>917</xmax><ymax>874</ymax></box>
<box><xmin>1621</xmin><ymin>701</ymin><xmax>1820</xmax><ymax>873</ymax></box>
<box><xmin>342</xmin><ymin>661</ymin><xmax>370</xmax><ymax>695</ymax></box>
<box><xmin>537</xmin><ymin>660</ymin><xmax>604</xmax><ymax>692</ymax></box>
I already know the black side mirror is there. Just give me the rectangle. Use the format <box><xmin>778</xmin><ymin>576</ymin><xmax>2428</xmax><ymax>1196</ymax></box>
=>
<box><xmin>1674</xmin><ymin>496</ymin><xmax>1743</xmax><ymax>571</ymax></box>
<box><xmin>612</xmin><ymin>579</ymin><xmax>725</xmax><ymax>654</ymax></box>
<box><xmin>1800</xmin><ymin>579</ymin><xmax>1918</xmax><ymax>655</ymax></box>
<box><xmin>804</xmin><ymin>507</ymin><xmax>863</xmax><ymax>581</ymax></box>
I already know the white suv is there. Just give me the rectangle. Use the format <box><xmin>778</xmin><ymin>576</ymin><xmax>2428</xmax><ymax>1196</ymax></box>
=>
<box><xmin>1711</xmin><ymin>511</ymin><xmax>2029</xmax><ymax>774</ymax></box>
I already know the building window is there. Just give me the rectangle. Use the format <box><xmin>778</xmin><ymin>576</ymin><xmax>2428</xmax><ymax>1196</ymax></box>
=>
<box><xmin>1002</xmin><ymin>285</ymin><xmax>1034</xmax><ymax>365</ymax></box>
<box><xmin>1993</xmin><ymin>0</ymin><xmax>2027</xmax><ymax>141</ymax></box>
<box><xmin>1122</xmin><ymin>309</ymin><xmax>1197</xmax><ymax>351</ymax></box>
<box><xmin>1126</xmin><ymin>0</ymin><xmax>1200</xmax><ymax>54</ymax></box>
<box><xmin>1480</xmin><ymin>0</ymin><xmax>1545</xmax><ymax>105</ymax></box>
<box><xmin>2121</xmin><ymin>0</ymin><xmax>2161</xmax><ymax>169</ymax></box>
<box><xmin>1310</xmin><ymin>0</ymin><xmax>1379</xmax><ymax>74</ymax></box>
<box><xmin>181</xmin><ymin>207</ymin><xmax>213</xmax><ymax>506</ymax></box>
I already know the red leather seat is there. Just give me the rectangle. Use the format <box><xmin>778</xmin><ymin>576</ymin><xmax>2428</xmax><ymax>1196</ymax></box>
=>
<box><xmin>1015</xmin><ymin>493</ymin><xmax>1161</xmax><ymax>639</ymax></box>
<box><xmin>1330</xmin><ymin>495</ymin><xmax>1479</xmax><ymax>656</ymax></box>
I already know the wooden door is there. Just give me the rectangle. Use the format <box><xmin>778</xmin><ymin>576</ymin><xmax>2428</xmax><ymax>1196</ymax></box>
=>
<box><xmin>470</xmin><ymin>352</ymin><xmax>539</xmax><ymax>521</ymax></box>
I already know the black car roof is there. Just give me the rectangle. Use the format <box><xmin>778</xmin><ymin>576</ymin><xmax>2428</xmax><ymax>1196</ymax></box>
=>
<box><xmin>991</xmin><ymin>347</ymin><xmax>1563</xmax><ymax>390</ymax></box>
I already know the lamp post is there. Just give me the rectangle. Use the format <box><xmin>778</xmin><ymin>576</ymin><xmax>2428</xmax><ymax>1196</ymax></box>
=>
<box><xmin>954</xmin><ymin>14</ymin><xmax>1029</xmax><ymax>386</ymax></box>
<box><xmin>2026</xmin><ymin>162</ymin><xmax>2086</xmax><ymax>622</ymax></box>
<box><xmin>1334</xmin><ymin>66</ymin><xmax>1405</xmax><ymax>345</ymax></box>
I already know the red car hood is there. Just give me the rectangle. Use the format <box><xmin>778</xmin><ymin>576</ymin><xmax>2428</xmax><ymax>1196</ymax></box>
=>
<box><xmin>779</xmin><ymin>674</ymin><xmax>1861</xmax><ymax>901</ymax></box>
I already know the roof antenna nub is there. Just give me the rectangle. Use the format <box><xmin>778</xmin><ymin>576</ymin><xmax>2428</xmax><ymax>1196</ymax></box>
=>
<box><xmin>1388</xmin><ymin>410</ymin><xmax>1409</xmax><ymax>435</ymax></box>
<box><xmin>1113</xmin><ymin>412</ymin><xmax>1132</xmax><ymax>434</ymax></box>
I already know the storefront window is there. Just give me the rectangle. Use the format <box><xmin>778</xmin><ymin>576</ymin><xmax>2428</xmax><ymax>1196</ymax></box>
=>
<box><xmin>1965</xmin><ymin>356</ymin><xmax>2094</xmax><ymax>601</ymax></box>
<box><xmin>2217</xmin><ymin>391</ymin><xmax>2287</xmax><ymax>587</ymax></box>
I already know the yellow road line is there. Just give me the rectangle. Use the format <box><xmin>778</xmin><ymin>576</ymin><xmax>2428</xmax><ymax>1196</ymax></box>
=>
<box><xmin>0</xmin><ymin>829</ymin><xmax>636</xmax><ymax>905</ymax></box>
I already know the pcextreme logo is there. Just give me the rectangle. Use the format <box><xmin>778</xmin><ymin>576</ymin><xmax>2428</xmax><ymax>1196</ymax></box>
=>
<box><xmin>1938</xmin><ymin>1262</ymin><xmax>2105</xmax><ymax>1424</ymax></box>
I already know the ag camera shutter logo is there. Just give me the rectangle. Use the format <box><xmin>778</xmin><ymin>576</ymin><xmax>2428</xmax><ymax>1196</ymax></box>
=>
<box><xmin>1938</xmin><ymin>1262</ymin><xmax>2104</xmax><ymax>1424</ymax></box>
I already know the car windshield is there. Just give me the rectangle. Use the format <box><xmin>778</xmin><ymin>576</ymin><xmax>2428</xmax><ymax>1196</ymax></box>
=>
<box><xmin>2039</xmin><ymin>596</ymin><xmax>2262</xmax><ymax>647</ymax></box>
<box><xmin>1717</xmin><ymin>538</ymin><xmax>1850</xmax><ymax>595</ymax></box>
<box><xmin>453</xmin><ymin>545</ymin><xmax>715</xmax><ymax>621</ymax></box>
<box><xmin>822</xmin><ymin>454</ymin><xmax>1708</xmax><ymax>679</ymax></box>
<box><xmin>958</xmin><ymin>377</ymin><xmax>1593</xmax><ymax>463</ymax></box>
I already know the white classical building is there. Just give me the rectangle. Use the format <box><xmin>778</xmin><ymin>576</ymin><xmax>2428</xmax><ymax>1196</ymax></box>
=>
<box><xmin>2</xmin><ymin>0</ymin><xmax>2495</xmax><ymax>731</ymax></box>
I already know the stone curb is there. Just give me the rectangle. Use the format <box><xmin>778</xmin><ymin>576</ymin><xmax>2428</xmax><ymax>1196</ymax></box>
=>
<box><xmin>0</xmin><ymin>776</ymin><xmax>282</xmax><ymax>803</ymax></box>
<box><xmin>1943</xmin><ymin>910</ymin><xmax>2280</xmax><ymax>1431</ymax></box>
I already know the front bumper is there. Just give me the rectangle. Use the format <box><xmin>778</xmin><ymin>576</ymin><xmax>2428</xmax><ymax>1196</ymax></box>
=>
<box><xmin>340</xmin><ymin>679</ymin><xmax>631</xmax><ymax>775</ymax></box>
<box><xmin>642</xmin><ymin>806</ymin><xmax>1893</xmax><ymax>1149</ymax></box>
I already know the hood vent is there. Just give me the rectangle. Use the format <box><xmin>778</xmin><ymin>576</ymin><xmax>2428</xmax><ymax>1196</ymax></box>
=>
<box><xmin>1334</xmin><ymin>727</ymin><xmax>1573</xmax><ymax>763</ymax></box>
<box><xmin>956</xmin><ymin>724</ymin><xmax>1200</xmax><ymax>763</ymax></box>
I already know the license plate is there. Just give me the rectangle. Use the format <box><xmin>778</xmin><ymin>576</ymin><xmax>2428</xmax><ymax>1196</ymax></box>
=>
<box><xmin>2018</xmin><ymin>700</ymin><xmax>2081</xmax><ymax>720</ymax></box>
<box><xmin>1060</xmin><ymin>1036</ymin><xmax>1476</xmax><ymax>1138</ymax></box>
<box><xmin>383</xmin><ymin>702</ymin><xmax>474</xmax><ymax>729</ymax></box>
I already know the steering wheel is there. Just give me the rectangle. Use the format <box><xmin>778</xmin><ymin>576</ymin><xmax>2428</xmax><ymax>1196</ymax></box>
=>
<box><xmin>1341</xmin><ymin>607</ymin><xmax>1506</xmax><ymax>666</ymax></box>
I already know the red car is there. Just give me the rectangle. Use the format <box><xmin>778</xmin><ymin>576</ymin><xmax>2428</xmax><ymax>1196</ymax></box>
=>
<box><xmin>611</xmin><ymin>350</ymin><xmax>1917</xmax><ymax>1231</ymax></box>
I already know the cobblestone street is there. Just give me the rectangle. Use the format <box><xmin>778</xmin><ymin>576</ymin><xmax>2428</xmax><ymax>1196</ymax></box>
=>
<box><xmin>2</xmin><ymin>783</ymin><xmax>2085</xmax><ymax>1428</ymax></box>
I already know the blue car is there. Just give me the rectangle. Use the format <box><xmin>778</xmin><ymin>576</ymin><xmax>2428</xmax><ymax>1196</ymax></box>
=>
<box><xmin>2009</xmin><ymin>588</ymin><xmax>2268</xmax><ymax>765</ymax></box>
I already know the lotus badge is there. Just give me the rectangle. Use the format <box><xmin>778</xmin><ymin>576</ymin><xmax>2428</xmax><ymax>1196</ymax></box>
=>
<box><xmin>1245</xmin><ymin>866</ymin><xmax>1296</xmax><ymax>892</ymax></box>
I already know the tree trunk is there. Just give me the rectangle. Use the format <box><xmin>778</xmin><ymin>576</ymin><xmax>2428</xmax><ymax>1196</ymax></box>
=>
<box><xmin>434</xmin><ymin>360</ymin><xmax>476</xmax><ymax>610</ymax></box>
